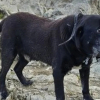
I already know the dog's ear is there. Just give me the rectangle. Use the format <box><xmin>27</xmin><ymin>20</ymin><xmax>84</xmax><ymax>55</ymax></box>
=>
<box><xmin>74</xmin><ymin>26</ymin><xmax>83</xmax><ymax>49</ymax></box>
<box><xmin>74</xmin><ymin>13</ymin><xmax>84</xmax><ymax>49</ymax></box>
<box><xmin>59</xmin><ymin>13</ymin><xmax>84</xmax><ymax>48</ymax></box>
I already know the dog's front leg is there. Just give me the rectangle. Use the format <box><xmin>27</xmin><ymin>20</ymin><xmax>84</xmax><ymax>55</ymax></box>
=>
<box><xmin>79</xmin><ymin>58</ymin><xmax>94</xmax><ymax>100</ymax></box>
<box><xmin>52</xmin><ymin>57</ymin><xmax>65</xmax><ymax>100</ymax></box>
<box><xmin>53</xmin><ymin>68</ymin><xmax>65</xmax><ymax>100</ymax></box>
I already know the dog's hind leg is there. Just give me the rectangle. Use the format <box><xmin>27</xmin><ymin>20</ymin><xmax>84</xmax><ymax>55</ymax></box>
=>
<box><xmin>14</xmin><ymin>54</ymin><xmax>33</xmax><ymax>86</ymax></box>
<box><xmin>0</xmin><ymin>48</ymin><xmax>17</xmax><ymax>99</ymax></box>
<box><xmin>79</xmin><ymin>58</ymin><xmax>94</xmax><ymax>100</ymax></box>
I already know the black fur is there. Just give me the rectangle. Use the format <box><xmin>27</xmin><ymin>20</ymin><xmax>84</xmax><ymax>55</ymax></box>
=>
<box><xmin>0</xmin><ymin>12</ymin><xmax>100</xmax><ymax>100</ymax></box>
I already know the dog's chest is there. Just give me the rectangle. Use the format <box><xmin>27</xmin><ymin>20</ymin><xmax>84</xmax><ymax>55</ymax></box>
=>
<box><xmin>73</xmin><ymin>56</ymin><xmax>86</xmax><ymax>66</ymax></box>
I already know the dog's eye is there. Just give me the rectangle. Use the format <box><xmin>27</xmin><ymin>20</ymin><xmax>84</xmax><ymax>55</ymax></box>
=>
<box><xmin>97</xmin><ymin>29</ymin><xmax>100</xmax><ymax>33</ymax></box>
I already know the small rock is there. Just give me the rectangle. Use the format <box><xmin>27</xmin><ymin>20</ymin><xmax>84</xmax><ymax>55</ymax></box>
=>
<box><xmin>44</xmin><ymin>94</ymin><xmax>56</xmax><ymax>100</ymax></box>
<box><xmin>30</xmin><ymin>95</ymin><xmax>44</xmax><ymax>100</ymax></box>
<box><xmin>46</xmin><ymin>67</ymin><xmax>52</xmax><ymax>71</ymax></box>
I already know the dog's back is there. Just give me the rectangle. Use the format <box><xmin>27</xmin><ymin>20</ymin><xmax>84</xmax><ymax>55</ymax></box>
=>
<box><xmin>1</xmin><ymin>12</ymin><xmax>61</xmax><ymax>64</ymax></box>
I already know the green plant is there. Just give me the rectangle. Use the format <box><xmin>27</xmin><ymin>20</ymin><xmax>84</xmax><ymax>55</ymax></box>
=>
<box><xmin>0</xmin><ymin>10</ymin><xmax>6</xmax><ymax>19</ymax></box>
<box><xmin>0</xmin><ymin>13</ymin><xmax>4</xmax><ymax>19</ymax></box>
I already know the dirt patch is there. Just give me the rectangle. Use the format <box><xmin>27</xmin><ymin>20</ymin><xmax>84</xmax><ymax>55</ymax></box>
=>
<box><xmin>0</xmin><ymin>61</ymin><xmax>98</xmax><ymax>100</ymax></box>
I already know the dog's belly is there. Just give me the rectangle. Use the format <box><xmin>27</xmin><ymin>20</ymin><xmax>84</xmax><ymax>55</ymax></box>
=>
<box><xmin>22</xmin><ymin>47</ymin><xmax>52</xmax><ymax>65</ymax></box>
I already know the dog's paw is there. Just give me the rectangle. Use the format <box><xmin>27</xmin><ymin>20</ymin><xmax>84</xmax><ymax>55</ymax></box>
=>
<box><xmin>22</xmin><ymin>79</ymin><xmax>33</xmax><ymax>86</ymax></box>
<box><xmin>83</xmin><ymin>94</ymin><xmax>94</xmax><ymax>100</ymax></box>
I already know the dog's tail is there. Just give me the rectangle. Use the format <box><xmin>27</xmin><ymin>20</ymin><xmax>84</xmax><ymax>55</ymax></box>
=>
<box><xmin>0</xmin><ymin>19</ymin><xmax>5</xmax><ymax>33</ymax></box>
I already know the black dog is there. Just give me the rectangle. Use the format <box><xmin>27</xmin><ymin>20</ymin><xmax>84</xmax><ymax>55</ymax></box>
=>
<box><xmin>0</xmin><ymin>12</ymin><xmax>100</xmax><ymax>100</ymax></box>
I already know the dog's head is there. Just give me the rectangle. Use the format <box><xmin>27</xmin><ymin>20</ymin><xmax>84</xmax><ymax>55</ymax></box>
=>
<box><xmin>80</xmin><ymin>15</ymin><xmax>100</xmax><ymax>57</ymax></box>
<box><xmin>59</xmin><ymin>13</ymin><xmax>100</xmax><ymax>57</ymax></box>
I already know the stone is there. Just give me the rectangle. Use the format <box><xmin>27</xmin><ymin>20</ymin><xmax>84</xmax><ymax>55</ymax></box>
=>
<box><xmin>64</xmin><ymin>74</ymin><xmax>79</xmax><ymax>85</ymax></box>
<box><xmin>30</xmin><ymin>95</ymin><xmax>44</xmax><ymax>100</ymax></box>
<box><xmin>90</xmin><ymin>62</ymin><xmax>100</xmax><ymax>77</ymax></box>
<box><xmin>0</xmin><ymin>0</ymin><xmax>100</xmax><ymax>100</ymax></box>
<box><xmin>44</xmin><ymin>94</ymin><xmax>56</xmax><ymax>100</ymax></box>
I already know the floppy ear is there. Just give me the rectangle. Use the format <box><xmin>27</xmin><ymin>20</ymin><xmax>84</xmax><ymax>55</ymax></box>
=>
<box><xmin>73</xmin><ymin>13</ymin><xmax>84</xmax><ymax>49</ymax></box>
<box><xmin>74</xmin><ymin>26</ymin><xmax>83</xmax><ymax>49</ymax></box>
<box><xmin>59</xmin><ymin>13</ymin><xmax>84</xmax><ymax>48</ymax></box>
